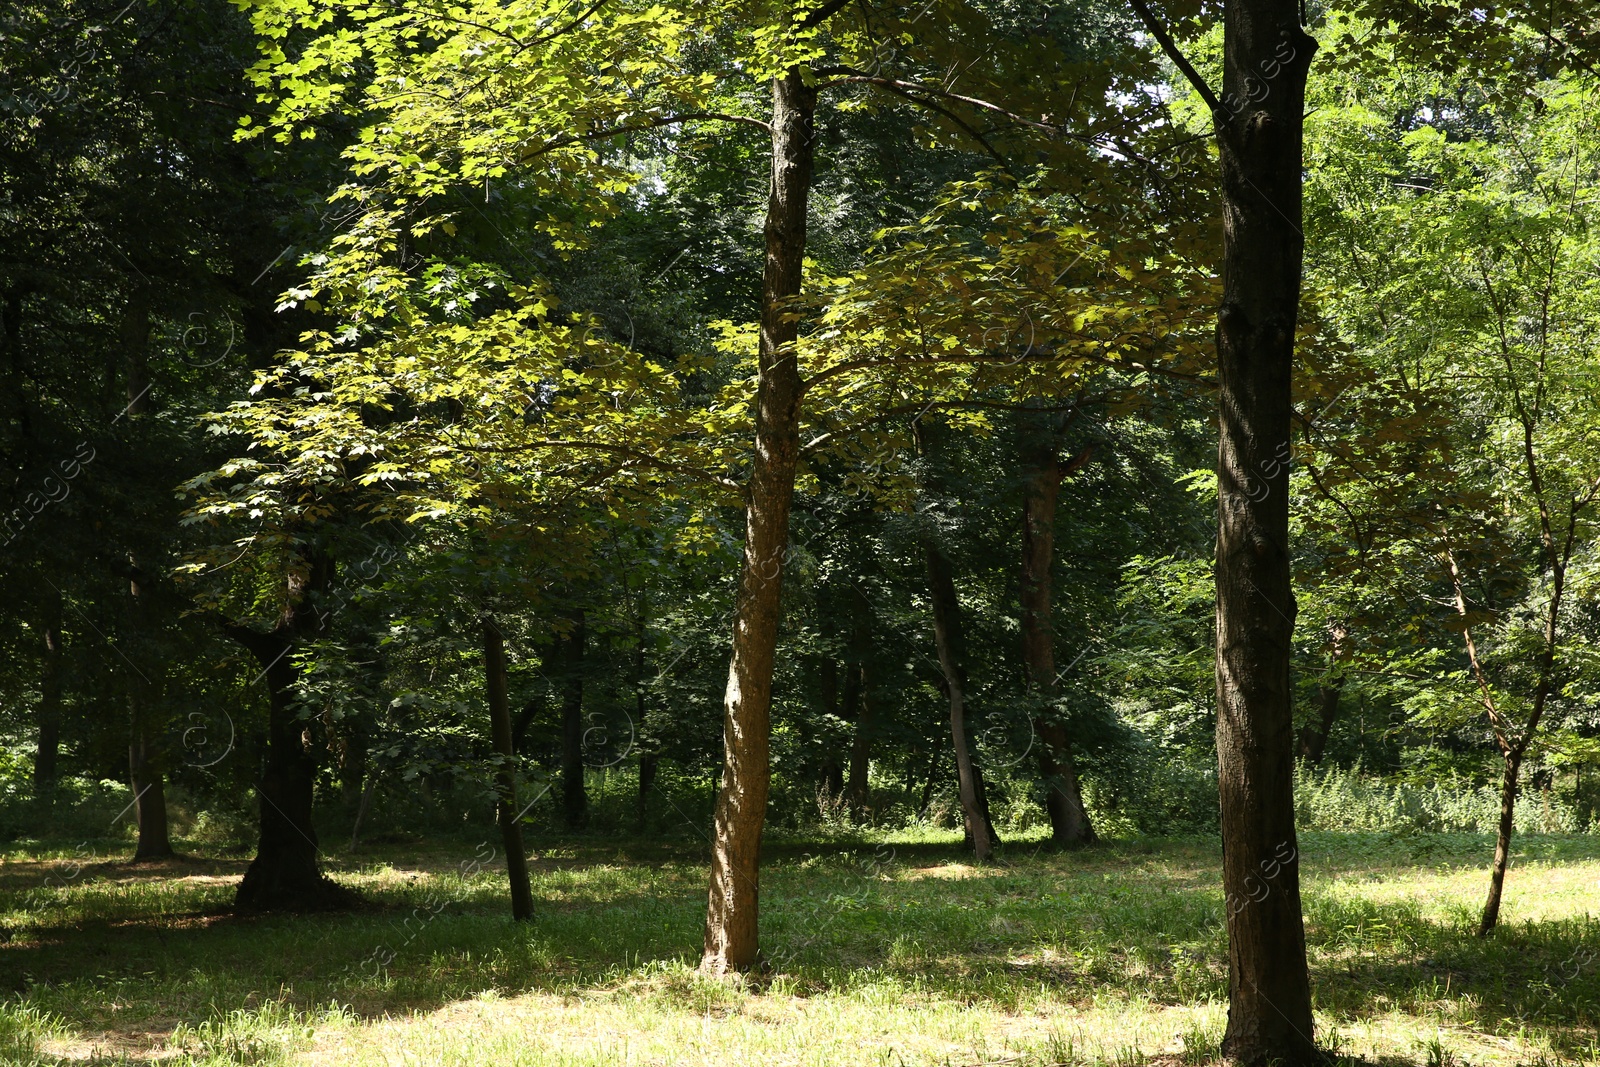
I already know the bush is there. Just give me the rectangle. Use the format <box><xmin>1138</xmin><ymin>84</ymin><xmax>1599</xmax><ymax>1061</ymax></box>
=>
<box><xmin>1295</xmin><ymin>762</ymin><xmax>1582</xmax><ymax>835</ymax></box>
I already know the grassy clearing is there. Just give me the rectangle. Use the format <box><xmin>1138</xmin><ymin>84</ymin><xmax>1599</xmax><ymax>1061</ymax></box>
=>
<box><xmin>0</xmin><ymin>829</ymin><xmax>1596</xmax><ymax>1065</ymax></box>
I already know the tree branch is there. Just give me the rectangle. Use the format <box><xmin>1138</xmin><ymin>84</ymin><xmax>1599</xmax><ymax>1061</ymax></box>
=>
<box><xmin>1124</xmin><ymin>0</ymin><xmax>1222</xmax><ymax>115</ymax></box>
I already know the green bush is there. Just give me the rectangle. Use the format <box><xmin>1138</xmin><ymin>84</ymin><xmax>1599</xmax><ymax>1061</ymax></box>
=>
<box><xmin>1295</xmin><ymin>763</ymin><xmax>1583</xmax><ymax>835</ymax></box>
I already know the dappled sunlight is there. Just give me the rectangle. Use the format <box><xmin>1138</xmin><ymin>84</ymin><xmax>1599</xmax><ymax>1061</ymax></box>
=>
<box><xmin>2</xmin><ymin>833</ymin><xmax>1597</xmax><ymax>1064</ymax></box>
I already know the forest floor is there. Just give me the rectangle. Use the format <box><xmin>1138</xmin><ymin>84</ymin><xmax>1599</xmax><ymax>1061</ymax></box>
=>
<box><xmin>0</xmin><ymin>828</ymin><xmax>1596</xmax><ymax>1066</ymax></box>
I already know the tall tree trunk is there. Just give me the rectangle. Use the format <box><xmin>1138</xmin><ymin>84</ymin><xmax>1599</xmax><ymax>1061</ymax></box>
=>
<box><xmin>128</xmin><ymin>729</ymin><xmax>174</xmax><ymax>861</ymax></box>
<box><xmin>634</xmin><ymin>606</ymin><xmax>656</xmax><ymax>834</ymax></box>
<box><xmin>1480</xmin><ymin>751</ymin><xmax>1521</xmax><ymax>936</ymax></box>
<box><xmin>701</xmin><ymin>65</ymin><xmax>816</xmax><ymax>975</ymax></box>
<box><xmin>845</xmin><ymin>664</ymin><xmax>872</xmax><ymax>821</ymax></box>
<box><xmin>223</xmin><ymin>571</ymin><xmax>355</xmax><ymax>911</ymax></box>
<box><xmin>636</xmin><ymin>753</ymin><xmax>658</xmax><ymax>833</ymax></box>
<box><xmin>844</xmin><ymin>587</ymin><xmax>874</xmax><ymax>821</ymax></box>
<box><xmin>1020</xmin><ymin>428</ymin><xmax>1095</xmax><ymax>847</ymax></box>
<box><xmin>926</xmin><ymin>542</ymin><xmax>993</xmax><ymax>863</ymax></box>
<box><xmin>817</xmin><ymin>657</ymin><xmax>845</xmax><ymax>798</ymax></box>
<box><xmin>917</xmin><ymin>742</ymin><xmax>941</xmax><ymax>816</ymax></box>
<box><xmin>33</xmin><ymin>586</ymin><xmax>62</xmax><ymax>798</ymax></box>
<box><xmin>123</xmin><ymin>293</ymin><xmax>173</xmax><ymax>862</ymax></box>
<box><xmin>1206</xmin><ymin>2</ymin><xmax>1319</xmax><ymax>1057</ymax></box>
<box><xmin>483</xmin><ymin>616</ymin><xmax>534</xmax><ymax>921</ymax></box>
<box><xmin>560</xmin><ymin>612</ymin><xmax>588</xmax><ymax>831</ymax></box>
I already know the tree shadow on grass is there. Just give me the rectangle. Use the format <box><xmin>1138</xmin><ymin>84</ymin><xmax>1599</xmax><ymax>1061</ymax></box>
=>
<box><xmin>2</xmin><ymin>838</ymin><xmax>1596</xmax><ymax>1065</ymax></box>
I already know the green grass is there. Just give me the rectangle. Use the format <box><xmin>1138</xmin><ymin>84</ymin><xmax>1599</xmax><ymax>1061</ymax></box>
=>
<box><xmin>1</xmin><ymin>829</ymin><xmax>1597</xmax><ymax>1065</ymax></box>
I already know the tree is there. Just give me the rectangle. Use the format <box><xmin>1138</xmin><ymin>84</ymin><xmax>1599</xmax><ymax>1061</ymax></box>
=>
<box><xmin>1126</xmin><ymin>0</ymin><xmax>1320</xmax><ymax>1055</ymax></box>
<box><xmin>1303</xmin><ymin>68</ymin><xmax>1600</xmax><ymax>935</ymax></box>
<box><xmin>1018</xmin><ymin>407</ymin><xmax>1097</xmax><ymax>846</ymax></box>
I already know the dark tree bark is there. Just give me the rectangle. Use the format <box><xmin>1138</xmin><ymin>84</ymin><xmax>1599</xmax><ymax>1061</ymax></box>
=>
<box><xmin>222</xmin><ymin>563</ymin><xmax>356</xmax><ymax>911</ymax></box>
<box><xmin>128</xmin><ymin>729</ymin><xmax>174</xmax><ymax>861</ymax></box>
<box><xmin>1298</xmin><ymin>623</ymin><xmax>1346</xmax><ymax>764</ymax></box>
<box><xmin>1207</xmin><ymin>11</ymin><xmax>1318</xmax><ymax>1062</ymax></box>
<box><xmin>483</xmin><ymin>616</ymin><xmax>534</xmax><ymax>921</ymax></box>
<box><xmin>636</xmin><ymin>753</ymin><xmax>658</xmax><ymax>833</ymax></box>
<box><xmin>1020</xmin><ymin>428</ymin><xmax>1095</xmax><ymax>847</ymax></box>
<box><xmin>845</xmin><ymin>665</ymin><xmax>872</xmax><ymax>821</ymax></box>
<box><xmin>1125</xmin><ymin>0</ymin><xmax>1319</xmax><ymax>1057</ymax></box>
<box><xmin>844</xmin><ymin>587</ymin><xmax>875</xmax><ymax>821</ymax></box>
<box><xmin>33</xmin><ymin>586</ymin><xmax>62</xmax><ymax>798</ymax></box>
<box><xmin>634</xmin><ymin>607</ymin><xmax>656</xmax><ymax>834</ymax></box>
<box><xmin>926</xmin><ymin>541</ymin><xmax>994</xmax><ymax>863</ymax></box>
<box><xmin>560</xmin><ymin>612</ymin><xmax>588</xmax><ymax>831</ymax></box>
<box><xmin>702</xmin><ymin>64</ymin><xmax>817</xmax><ymax>975</ymax></box>
<box><xmin>917</xmin><ymin>743</ymin><xmax>941</xmax><ymax>817</ymax></box>
<box><xmin>123</xmin><ymin>298</ymin><xmax>173</xmax><ymax>863</ymax></box>
<box><xmin>816</xmin><ymin>657</ymin><xmax>844</xmax><ymax>798</ymax></box>
<box><xmin>1481</xmin><ymin>752</ymin><xmax>1522</xmax><ymax>934</ymax></box>
<box><xmin>1296</xmin><ymin>676</ymin><xmax>1341</xmax><ymax>764</ymax></box>
<box><xmin>969</xmin><ymin>762</ymin><xmax>1002</xmax><ymax>853</ymax></box>
<box><xmin>513</xmin><ymin>697</ymin><xmax>540</xmax><ymax>754</ymax></box>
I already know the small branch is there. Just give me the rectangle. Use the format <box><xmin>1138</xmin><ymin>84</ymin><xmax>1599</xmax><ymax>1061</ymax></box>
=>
<box><xmin>1124</xmin><ymin>0</ymin><xmax>1222</xmax><ymax>115</ymax></box>
<box><xmin>798</xmin><ymin>0</ymin><xmax>853</xmax><ymax>28</ymax></box>
<box><xmin>803</xmin><ymin>347</ymin><xmax>1215</xmax><ymax>394</ymax></box>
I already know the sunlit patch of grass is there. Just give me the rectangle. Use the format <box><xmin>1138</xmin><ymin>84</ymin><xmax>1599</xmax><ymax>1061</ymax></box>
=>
<box><xmin>1</xmin><ymin>830</ymin><xmax>1597</xmax><ymax>1064</ymax></box>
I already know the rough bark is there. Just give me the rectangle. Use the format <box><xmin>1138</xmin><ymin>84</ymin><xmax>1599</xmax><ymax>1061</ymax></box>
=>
<box><xmin>483</xmin><ymin>616</ymin><xmax>534</xmax><ymax>921</ymax></box>
<box><xmin>223</xmin><ymin>564</ymin><xmax>356</xmax><ymax>911</ymax></box>
<box><xmin>128</xmin><ymin>729</ymin><xmax>174</xmax><ymax>861</ymax></box>
<box><xmin>560</xmin><ymin>612</ymin><xmax>588</xmax><ymax>831</ymax></box>
<box><xmin>926</xmin><ymin>541</ymin><xmax>994</xmax><ymax>863</ymax></box>
<box><xmin>1205</xmin><ymin>1</ymin><xmax>1319</xmax><ymax>1056</ymax></box>
<box><xmin>701</xmin><ymin>66</ymin><xmax>816</xmax><ymax>974</ymax></box>
<box><xmin>1020</xmin><ymin>429</ymin><xmax>1096</xmax><ymax>847</ymax></box>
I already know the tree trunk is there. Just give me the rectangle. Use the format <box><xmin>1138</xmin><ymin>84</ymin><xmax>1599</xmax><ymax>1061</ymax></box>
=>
<box><xmin>122</xmin><ymin>296</ymin><xmax>173</xmax><ymax>863</ymax></box>
<box><xmin>33</xmin><ymin>587</ymin><xmax>62</xmax><ymax>798</ymax></box>
<box><xmin>845</xmin><ymin>665</ymin><xmax>872</xmax><ymax>821</ymax></box>
<box><xmin>128</xmin><ymin>730</ymin><xmax>174</xmax><ymax>861</ymax></box>
<box><xmin>817</xmin><ymin>657</ymin><xmax>844</xmax><ymax>798</ymax></box>
<box><xmin>637</xmin><ymin>753</ymin><xmax>658</xmax><ymax>833</ymax></box>
<box><xmin>926</xmin><ymin>541</ymin><xmax>993</xmax><ymax>863</ymax></box>
<box><xmin>844</xmin><ymin>672</ymin><xmax>871</xmax><ymax>820</ymax></box>
<box><xmin>1296</xmin><ymin>676</ymin><xmax>1341</xmax><ymax>764</ymax></box>
<box><xmin>634</xmin><ymin>610</ymin><xmax>656</xmax><ymax>835</ymax></box>
<box><xmin>560</xmin><ymin>612</ymin><xmax>588</xmax><ymax>831</ymax></box>
<box><xmin>484</xmin><ymin>616</ymin><xmax>534</xmax><ymax>921</ymax></box>
<box><xmin>225</xmin><ymin>618</ymin><xmax>355</xmax><ymax>911</ymax></box>
<box><xmin>1479</xmin><ymin>752</ymin><xmax>1522</xmax><ymax>936</ymax></box>
<box><xmin>349</xmin><ymin>776</ymin><xmax>376</xmax><ymax>851</ymax></box>
<box><xmin>970</xmin><ymin>761</ymin><xmax>1003</xmax><ymax>852</ymax></box>
<box><xmin>1207</xmin><ymin>1</ymin><xmax>1319</xmax><ymax>1057</ymax></box>
<box><xmin>1020</xmin><ymin>428</ymin><xmax>1095</xmax><ymax>847</ymax></box>
<box><xmin>701</xmin><ymin>66</ymin><xmax>816</xmax><ymax>975</ymax></box>
<box><xmin>845</xmin><ymin>587</ymin><xmax>874</xmax><ymax>821</ymax></box>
